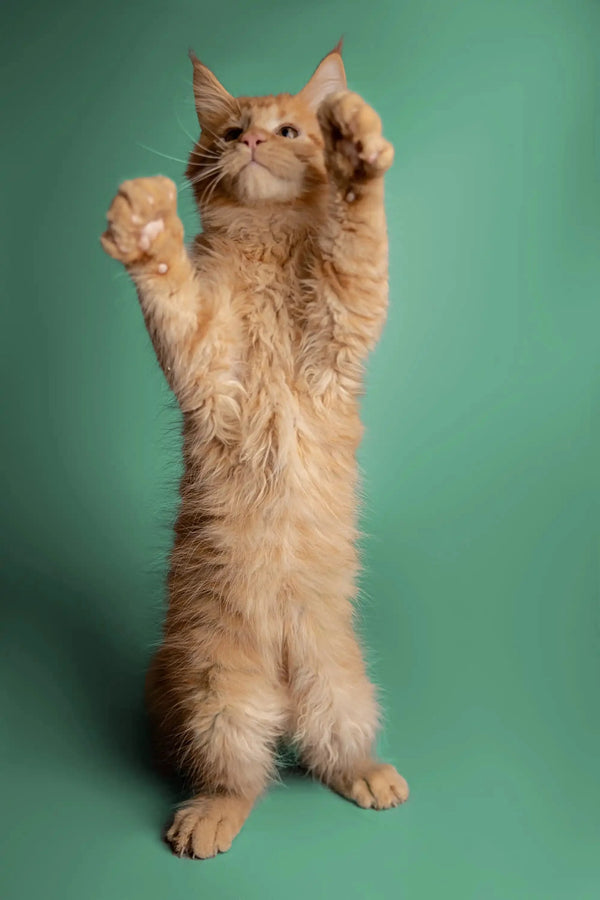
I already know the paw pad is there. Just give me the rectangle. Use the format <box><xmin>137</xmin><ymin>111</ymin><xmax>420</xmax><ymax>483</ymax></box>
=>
<box><xmin>100</xmin><ymin>176</ymin><xmax>181</xmax><ymax>266</ymax></box>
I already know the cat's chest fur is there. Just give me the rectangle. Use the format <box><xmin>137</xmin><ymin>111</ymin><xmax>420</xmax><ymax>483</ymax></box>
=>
<box><xmin>233</xmin><ymin>260</ymin><xmax>297</xmax><ymax>389</ymax></box>
<box><xmin>228</xmin><ymin>258</ymin><xmax>304</xmax><ymax>468</ymax></box>
<box><xmin>191</xmin><ymin>242</ymin><xmax>360</xmax><ymax>495</ymax></box>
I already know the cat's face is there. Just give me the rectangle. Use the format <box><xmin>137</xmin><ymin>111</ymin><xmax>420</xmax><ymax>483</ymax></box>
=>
<box><xmin>193</xmin><ymin>95</ymin><xmax>326</xmax><ymax>205</ymax></box>
<box><xmin>186</xmin><ymin>47</ymin><xmax>346</xmax><ymax>209</ymax></box>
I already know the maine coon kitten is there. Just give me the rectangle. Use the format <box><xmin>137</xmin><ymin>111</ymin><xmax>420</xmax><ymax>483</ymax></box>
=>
<box><xmin>101</xmin><ymin>42</ymin><xmax>408</xmax><ymax>859</ymax></box>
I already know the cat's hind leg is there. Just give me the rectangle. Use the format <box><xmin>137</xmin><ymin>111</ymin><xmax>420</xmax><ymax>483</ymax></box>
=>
<box><xmin>146</xmin><ymin>638</ymin><xmax>287</xmax><ymax>858</ymax></box>
<box><xmin>286</xmin><ymin>608</ymin><xmax>409</xmax><ymax>810</ymax></box>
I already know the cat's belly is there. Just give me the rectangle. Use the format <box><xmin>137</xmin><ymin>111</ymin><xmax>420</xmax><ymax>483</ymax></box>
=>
<box><xmin>179</xmin><ymin>390</ymin><xmax>360</xmax><ymax>619</ymax></box>
<box><xmin>233</xmin><ymin>386</ymin><xmax>359</xmax><ymax>552</ymax></box>
<box><xmin>182</xmin><ymin>330</ymin><xmax>362</xmax><ymax>606</ymax></box>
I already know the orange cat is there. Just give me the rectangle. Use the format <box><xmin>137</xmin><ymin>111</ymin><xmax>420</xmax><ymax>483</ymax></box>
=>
<box><xmin>101</xmin><ymin>42</ymin><xmax>408</xmax><ymax>859</ymax></box>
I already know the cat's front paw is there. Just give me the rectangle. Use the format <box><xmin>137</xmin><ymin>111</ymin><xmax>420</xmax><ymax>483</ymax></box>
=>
<box><xmin>318</xmin><ymin>91</ymin><xmax>394</xmax><ymax>187</ymax></box>
<box><xmin>101</xmin><ymin>176</ymin><xmax>183</xmax><ymax>267</ymax></box>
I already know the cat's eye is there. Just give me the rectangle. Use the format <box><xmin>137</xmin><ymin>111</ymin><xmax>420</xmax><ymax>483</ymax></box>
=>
<box><xmin>278</xmin><ymin>125</ymin><xmax>299</xmax><ymax>139</ymax></box>
<box><xmin>223</xmin><ymin>127</ymin><xmax>243</xmax><ymax>142</ymax></box>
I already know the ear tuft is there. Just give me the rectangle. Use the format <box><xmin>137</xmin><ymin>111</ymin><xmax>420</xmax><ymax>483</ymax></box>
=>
<box><xmin>332</xmin><ymin>36</ymin><xmax>344</xmax><ymax>56</ymax></box>
<box><xmin>298</xmin><ymin>43</ymin><xmax>347</xmax><ymax>111</ymax></box>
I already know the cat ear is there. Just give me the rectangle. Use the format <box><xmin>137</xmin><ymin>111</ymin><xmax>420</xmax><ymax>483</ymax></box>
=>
<box><xmin>189</xmin><ymin>50</ymin><xmax>237</xmax><ymax>130</ymax></box>
<box><xmin>298</xmin><ymin>40</ymin><xmax>347</xmax><ymax>110</ymax></box>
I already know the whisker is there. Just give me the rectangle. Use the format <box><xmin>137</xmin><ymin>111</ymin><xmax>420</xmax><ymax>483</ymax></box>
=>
<box><xmin>176</xmin><ymin>179</ymin><xmax>195</xmax><ymax>196</ymax></box>
<box><xmin>189</xmin><ymin>146</ymin><xmax>222</xmax><ymax>161</ymax></box>
<box><xmin>185</xmin><ymin>142</ymin><xmax>224</xmax><ymax>174</ymax></box>
<box><xmin>192</xmin><ymin>163</ymin><xmax>224</xmax><ymax>179</ymax></box>
<box><xmin>185</xmin><ymin>162</ymin><xmax>225</xmax><ymax>191</ymax></box>
<box><xmin>174</xmin><ymin>110</ymin><xmax>199</xmax><ymax>146</ymax></box>
<box><xmin>199</xmin><ymin>168</ymin><xmax>227</xmax><ymax>210</ymax></box>
<box><xmin>197</xmin><ymin>121</ymin><xmax>228</xmax><ymax>147</ymax></box>
<box><xmin>136</xmin><ymin>142</ymin><xmax>188</xmax><ymax>165</ymax></box>
<box><xmin>175</xmin><ymin>166</ymin><xmax>221</xmax><ymax>196</ymax></box>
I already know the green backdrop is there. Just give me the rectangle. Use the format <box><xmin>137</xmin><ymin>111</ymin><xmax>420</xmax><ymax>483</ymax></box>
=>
<box><xmin>1</xmin><ymin>0</ymin><xmax>598</xmax><ymax>897</ymax></box>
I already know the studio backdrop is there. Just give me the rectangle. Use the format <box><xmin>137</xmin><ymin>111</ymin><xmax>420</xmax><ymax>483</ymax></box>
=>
<box><xmin>1</xmin><ymin>0</ymin><xmax>598</xmax><ymax>898</ymax></box>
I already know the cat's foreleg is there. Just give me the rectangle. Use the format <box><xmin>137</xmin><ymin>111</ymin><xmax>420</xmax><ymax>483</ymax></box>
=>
<box><xmin>318</xmin><ymin>89</ymin><xmax>394</xmax><ymax>221</ymax></box>
<box><xmin>312</xmin><ymin>92</ymin><xmax>394</xmax><ymax>355</ymax></box>
<box><xmin>101</xmin><ymin>176</ymin><xmax>233</xmax><ymax>412</ymax></box>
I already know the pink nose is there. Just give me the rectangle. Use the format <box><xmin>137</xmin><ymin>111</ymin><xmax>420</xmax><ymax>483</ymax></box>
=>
<box><xmin>241</xmin><ymin>131</ymin><xmax>266</xmax><ymax>152</ymax></box>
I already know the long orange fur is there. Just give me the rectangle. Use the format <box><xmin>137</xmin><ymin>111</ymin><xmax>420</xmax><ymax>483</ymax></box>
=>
<box><xmin>101</xmin><ymin>43</ymin><xmax>408</xmax><ymax>859</ymax></box>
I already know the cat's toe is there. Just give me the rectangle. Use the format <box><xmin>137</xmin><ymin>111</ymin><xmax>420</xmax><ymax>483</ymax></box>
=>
<box><xmin>361</xmin><ymin>762</ymin><xmax>409</xmax><ymax>809</ymax></box>
<box><xmin>164</xmin><ymin>795</ymin><xmax>251</xmax><ymax>860</ymax></box>
<box><xmin>334</xmin><ymin>762</ymin><xmax>409</xmax><ymax>810</ymax></box>
<box><xmin>101</xmin><ymin>176</ymin><xmax>181</xmax><ymax>265</ymax></box>
<box><xmin>318</xmin><ymin>91</ymin><xmax>393</xmax><ymax>180</ymax></box>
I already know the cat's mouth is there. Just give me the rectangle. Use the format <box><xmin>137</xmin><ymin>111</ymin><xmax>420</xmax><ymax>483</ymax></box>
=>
<box><xmin>229</xmin><ymin>153</ymin><xmax>300</xmax><ymax>203</ymax></box>
<box><xmin>243</xmin><ymin>159</ymin><xmax>270</xmax><ymax>172</ymax></box>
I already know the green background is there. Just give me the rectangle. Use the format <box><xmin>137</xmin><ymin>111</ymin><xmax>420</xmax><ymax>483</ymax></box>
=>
<box><xmin>1</xmin><ymin>0</ymin><xmax>598</xmax><ymax>897</ymax></box>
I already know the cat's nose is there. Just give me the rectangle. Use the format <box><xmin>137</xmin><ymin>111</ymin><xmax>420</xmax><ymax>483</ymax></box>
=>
<box><xmin>241</xmin><ymin>131</ymin><xmax>267</xmax><ymax>152</ymax></box>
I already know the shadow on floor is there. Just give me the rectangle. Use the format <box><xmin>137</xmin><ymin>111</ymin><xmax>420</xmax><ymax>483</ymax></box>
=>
<box><xmin>1</xmin><ymin>563</ymin><xmax>185</xmax><ymax>821</ymax></box>
<box><xmin>1</xmin><ymin>563</ymin><xmax>311</xmax><ymax>836</ymax></box>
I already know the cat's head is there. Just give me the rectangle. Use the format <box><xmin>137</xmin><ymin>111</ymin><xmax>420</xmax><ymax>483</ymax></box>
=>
<box><xmin>185</xmin><ymin>44</ymin><xmax>346</xmax><ymax>213</ymax></box>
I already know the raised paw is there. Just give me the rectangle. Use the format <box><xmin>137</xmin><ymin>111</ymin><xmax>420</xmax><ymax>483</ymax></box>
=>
<box><xmin>165</xmin><ymin>794</ymin><xmax>254</xmax><ymax>860</ymax></box>
<box><xmin>100</xmin><ymin>176</ymin><xmax>183</xmax><ymax>266</ymax></box>
<box><xmin>317</xmin><ymin>91</ymin><xmax>394</xmax><ymax>186</ymax></box>
<box><xmin>332</xmin><ymin>762</ymin><xmax>409</xmax><ymax>810</ymax></box>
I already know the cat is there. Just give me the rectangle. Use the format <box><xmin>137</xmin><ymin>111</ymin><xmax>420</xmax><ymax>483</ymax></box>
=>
<box><xmin>101</xmin><ymin>41</ymin><xmax>408</xmax><ymax>859</ymax></box>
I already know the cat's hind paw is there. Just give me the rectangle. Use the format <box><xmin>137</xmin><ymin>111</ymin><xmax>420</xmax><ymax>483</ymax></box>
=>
<box><xmin>331</xmin><ymin>762</ymin><xmax>409</xmax><ymax>810</ymax></box>
<box><xmin>164</xmin><ymin>794</ymin><xmax>253</xmax><ymax>860</ymax></box>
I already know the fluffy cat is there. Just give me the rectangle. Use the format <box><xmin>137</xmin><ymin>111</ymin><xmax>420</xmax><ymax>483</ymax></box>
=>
<box><xmin>101</xmin><ymin>42</ymin><xmax>408</xmax><ymax>859</ymax></box>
